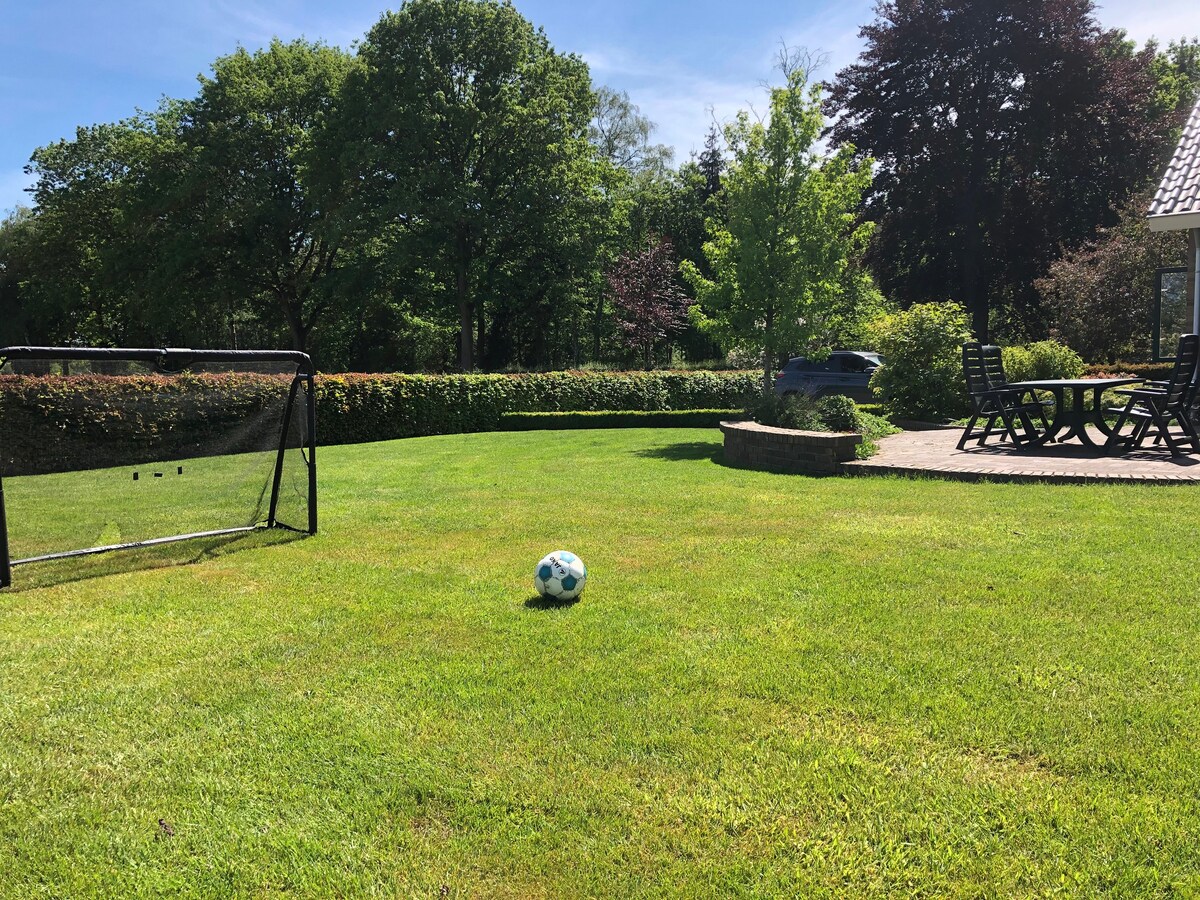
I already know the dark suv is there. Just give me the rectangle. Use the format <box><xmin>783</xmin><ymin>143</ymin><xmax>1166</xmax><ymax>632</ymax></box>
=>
<box><xmin>773</xmin><ymin>351</ymin><xmax>883</xmax><ymax>402</ymax></box>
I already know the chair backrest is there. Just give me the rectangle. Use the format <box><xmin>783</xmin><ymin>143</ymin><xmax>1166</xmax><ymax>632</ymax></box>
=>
<box><xmin>1164</xmin><ymin>334</ymin><xmax>1200</xmax><ymax>409</ymax></box>
<box><xmin>980</xmin><ymin>345</ymin><xmax>1008</xmax><ymax>390</ymax></box>
<box><xmin>962</xmin><ymin>343</ymin><xmax>989</xmax><ymax>396</ymax></box>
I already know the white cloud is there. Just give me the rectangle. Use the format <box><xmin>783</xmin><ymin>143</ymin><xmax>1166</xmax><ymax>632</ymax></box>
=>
<box><xmin>1097</xmin><ymin>0</ymin><xmax>1199</xmax><ymax>45</ymax></box>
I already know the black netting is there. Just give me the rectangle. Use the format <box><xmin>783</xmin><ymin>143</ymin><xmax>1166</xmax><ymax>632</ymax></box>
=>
<box><xmin>0</xmin><ymin>354</ymin><xmax>314</xmax><ymax>574</ymax></box>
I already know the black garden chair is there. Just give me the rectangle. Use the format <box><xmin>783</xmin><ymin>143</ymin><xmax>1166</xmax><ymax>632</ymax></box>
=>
<box><xmin>958</xmin><ymin>343</ymin><xmax>1052</xmax><ymax>450</ymax></box>
<box><xmin>1105</xmin><ymin>333</ymin><xmax>1200</xmax><ymax>457</ymax></box>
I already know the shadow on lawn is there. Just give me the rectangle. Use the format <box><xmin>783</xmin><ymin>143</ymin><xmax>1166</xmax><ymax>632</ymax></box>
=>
<box><xmin>3</xmin><ymin>529</ymin><xmax>308</xmax><ymax>593</ymax></box>
<box><xmin>523</xmin><ymin>593</ymin><xmax>580</xmax><ymax>611</ymax></box>
<box><xmin>632</xmin><ymin>441</ymin><xmax>723</xmax><ymax>464</ymax></box>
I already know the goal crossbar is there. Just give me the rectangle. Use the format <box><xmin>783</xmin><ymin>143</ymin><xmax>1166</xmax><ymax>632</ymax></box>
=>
<box><xmin>0</xmin><ymin>346</ymin><xmax>318</xmax><ymax>588</ymax></box>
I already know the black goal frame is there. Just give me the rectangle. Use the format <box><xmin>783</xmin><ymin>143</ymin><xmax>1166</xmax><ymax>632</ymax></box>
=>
<box><xmin>0</xmin><ymin>346</ymin><xmax>318</xmax><ymax>588</ymax></box>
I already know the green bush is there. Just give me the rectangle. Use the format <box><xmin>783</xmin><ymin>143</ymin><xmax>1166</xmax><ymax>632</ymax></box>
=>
<box><xmin>1083</xmin><ymin>361</ymin><xmax>1173</xmax><ymax>381</ymax></box>
<box><xmin>814</xmin><ymin>394</ymin><xmax>859</xmax><ymax>432</ymax></box>
<box><xmin>869</xmin><ymin>302</ymin><xmax>973</xmax><ymax>421</ymax></box>
<box><xmin>0</xmin><ymin>370</ymin><xmax>762</xmax><ymax>473</ymax></box>
<box><xmin>1001</xmin><ymin>340</ymin><xmax>1085</xmax><ymax>384</ymax></box>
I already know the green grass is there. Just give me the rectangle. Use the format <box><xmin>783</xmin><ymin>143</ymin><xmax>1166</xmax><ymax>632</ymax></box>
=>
<box><xmin>3</xmin><ymin>428</ymin><xmax>1200</xmax><ymax>897</ymax></box>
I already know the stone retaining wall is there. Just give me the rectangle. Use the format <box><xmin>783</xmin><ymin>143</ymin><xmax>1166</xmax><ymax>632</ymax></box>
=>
<box><xmin>720</xmin><ymin>420</ymin><xmax>862</xmax><ymax>475</ymax></box>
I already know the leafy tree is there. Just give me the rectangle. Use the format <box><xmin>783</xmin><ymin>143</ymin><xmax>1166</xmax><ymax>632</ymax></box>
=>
<box><xmin>683</xmin><ymin>70</ymin><xmax>875</xmax><ymax>395</ymax></box>
<box><xmin>1038</xmin><ymin>193</ymin><xmax>1189</xmax><ymax>362</ymax></box>
<box><xmin>869</xmin><ymin>301</ymin><xmax>973</xmax><ymax>420</ymax></box>
<box><xmin>1152</xmin><ymin>37</ymin><xmax>1200</xmax><ymax>130</ymax></box>
<box><xmin>697</xmin><ymin>124</ymin><xmax>724</xmax><ymax>201</ymax></box>
<box><xmin>606</xmin><ymin>236</ymin><xmax>689</xmax><ymax>368</ymax></box>
<box><xmin>0</xmin><ymin>208</ymin><xmax>47</xmax><ymax>345</ymax></box>
<box><xmin>342</xmin><ymin>0</ymin><xmax>605</xmax><ymax>372</ymax></box>
<box><xmin>24</xmin><ymin>112</ymin><xmax>179</xmax><ymax>346</ymax></box>
<box><xmin>826</xmin><ymin>0</ymin><xmax>1175</xmax><ymax>340</ymax></box>
<box><xmin>171</xmin><ymin>38</ymin><xmax>357</xmax><ymax>354</ymax></box>
<box><xmin>591</xmin><ymin>86</ymin><xmax>674</xmax><ymax>179</ymax></box>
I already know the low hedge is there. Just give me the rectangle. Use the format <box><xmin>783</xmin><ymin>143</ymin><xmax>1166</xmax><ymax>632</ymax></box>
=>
<box><xmin>1083</xmin><ymin>361</ymin><xmax>1174</xmax><ymax>381</ymax></box>
<box><xmin>499</xmin><ymin>410</ymin><xmax>743</xmax><ymax>430</ymax></box>
<box><xmin>1</xmin><ymin>370</ymin><xmax>760</xmax><ymax>475</ymax></box>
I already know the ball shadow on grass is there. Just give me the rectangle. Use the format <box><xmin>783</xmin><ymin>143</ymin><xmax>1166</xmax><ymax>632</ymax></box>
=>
<box><xmin>523</xmin><ymin>593</ymin><xmax>581</xmax><ymax>610</ymax></box>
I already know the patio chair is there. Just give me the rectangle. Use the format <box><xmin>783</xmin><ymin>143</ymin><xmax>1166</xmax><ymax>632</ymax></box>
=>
<box><xmin>1105</xmin><ymin>334</ymin><xmax>1200</xmax><ymax>457</ymax></box>
<box><xmin>957</xmin><ymin>343</ymin><xmax>1051</xmax><ymax>450</ymax></box>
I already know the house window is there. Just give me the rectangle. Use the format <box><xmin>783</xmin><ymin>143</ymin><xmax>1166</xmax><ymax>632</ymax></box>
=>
<box><xmin>1154</xmin><ymin>267</ymin><xmax>1189</xmax><ymax>361</ymax></box>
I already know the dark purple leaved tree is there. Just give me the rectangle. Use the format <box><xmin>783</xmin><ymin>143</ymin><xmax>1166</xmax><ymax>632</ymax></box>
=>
<box><xmin>606</xmin><ymin>236</ymin><xmax>690</xmax><ymax>369</ymax></box>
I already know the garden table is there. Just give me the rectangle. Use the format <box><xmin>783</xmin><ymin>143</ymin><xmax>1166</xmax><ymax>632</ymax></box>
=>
<box><xmin>1004</xmin><ymin>378</ymin><xmax>1142</xmax><ymax>449</ymax></box>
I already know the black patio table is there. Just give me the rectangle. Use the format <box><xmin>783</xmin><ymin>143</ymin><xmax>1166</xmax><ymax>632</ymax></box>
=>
<box><xmin>1003</xmin><ymin>377</ymin><xmax>1143</xmax><ymax>449</ymax></box>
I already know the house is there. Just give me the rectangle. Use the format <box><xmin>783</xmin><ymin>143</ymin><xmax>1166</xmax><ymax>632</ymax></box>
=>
<box><xmin>1149</xmin><ymin>96</ymin><xmax>1200</xmax><ymax>338</ymax></box>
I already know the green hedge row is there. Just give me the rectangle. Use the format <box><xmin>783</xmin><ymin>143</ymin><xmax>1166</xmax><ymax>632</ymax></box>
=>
<box><xmin>498</xmin><ymin>410</ymin><xmax>743</xmax><ymax>430</ymax></box>
<box><xmin>316</xmin><ymin>370</ymin><xmax>759</xmax><ymax>442</ymax></box>
<box><xmin>1083</xmin><ymin>361</ymin><xmax>1174</xmax><ymax>381</ymax></box>
<box><xmin>1</xmin><ymin>370</ymin><xmax>760</xmax><ymax>475</ymax></box>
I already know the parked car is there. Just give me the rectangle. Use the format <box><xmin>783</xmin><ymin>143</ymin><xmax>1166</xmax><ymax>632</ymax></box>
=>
<box><xmin>773</xmin><ymin>351</ymin><xmax>883</xmax><ymax>403</ymax></box>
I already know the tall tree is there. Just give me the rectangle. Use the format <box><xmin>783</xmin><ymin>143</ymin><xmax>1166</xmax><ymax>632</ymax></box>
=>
<box><xmin>826</xmin><ymin>0</ymin><xmax>1174</xmax><ymax>340</ymax></box>
<box><xmin>606</xmin><ymin>236</ymin><xmax>689</xmax><ymax>368</ymax></box>
<box><xmin>683</xmin><ymin>70</ymin><xmax>876</xmax><ymax>395</ymax></box>
<box><xmin>342</xmin><ymin>0</ymin><xmax>605</xmax><ymax>372</ymax></box>
<box><xmin>1039</xmin><ymin>192</ymin><xmax>1190</xmax><ymax>362</ymax></box>
<box><xmin>172</xmin><ymin>38</ymin><xmax>357</xmax><ymax>354</ymax></box>
<box><xmin>590</xmin><ymin>86</ymin><xmax>674</xmax><ymax>179</ymax></box>
<box><xmin>25</xmin><ymin>112</ymin><xmax>178</xmax><ymax>346</ymax></box>
<box><xmin>697</xmin><ymin>124</ymin><xmax>724</xmax><ymax>201</ymax></box>
<box><xmin>0</xmin><ymin>208</ymin><xmax>47</xmax><ymax>346</ymax></box>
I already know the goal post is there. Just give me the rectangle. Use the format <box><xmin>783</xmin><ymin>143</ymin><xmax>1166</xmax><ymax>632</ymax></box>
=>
<box><xmin>0</xmin><ymin>346</ymin><xmax>318</xmax><ymax>589</ymax></box>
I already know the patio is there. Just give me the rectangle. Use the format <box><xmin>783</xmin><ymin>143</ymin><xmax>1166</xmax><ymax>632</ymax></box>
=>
<box><xmin>843</xmin><ymin>425</ymin><xmax>1200</xmax><ymax>483</ymax></box>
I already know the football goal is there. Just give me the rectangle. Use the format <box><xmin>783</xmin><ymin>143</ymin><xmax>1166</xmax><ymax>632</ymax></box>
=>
<box><xmin>0</xmin><ymin>346</ymin><xmax>317</xmax><ymax>588</ymax></box>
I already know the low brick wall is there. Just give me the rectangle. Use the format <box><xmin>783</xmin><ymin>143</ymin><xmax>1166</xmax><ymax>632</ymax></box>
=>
<box><xmin>720</xmin><ymin>420</ymin><xmax>862</xmax><ymax>475</ymax></box>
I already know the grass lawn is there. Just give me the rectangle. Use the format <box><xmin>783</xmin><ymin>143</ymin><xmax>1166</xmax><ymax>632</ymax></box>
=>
<box><xmin>3</xmin><ymin>428</ymin><xmax>1200</xmax><ymax>896</ymax></box>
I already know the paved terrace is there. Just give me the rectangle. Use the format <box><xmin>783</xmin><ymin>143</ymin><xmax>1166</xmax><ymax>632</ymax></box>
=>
<box><xmin>842</xmin><ymin>425</ymin><xmax>1200</xmax><ymax>484</ymax></box>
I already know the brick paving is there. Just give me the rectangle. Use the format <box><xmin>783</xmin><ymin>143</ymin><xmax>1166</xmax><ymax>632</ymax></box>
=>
<box><xmin>841</xmin><ymin>425</ymin><xmax>1200</xmax><ymax>484</ymax></box>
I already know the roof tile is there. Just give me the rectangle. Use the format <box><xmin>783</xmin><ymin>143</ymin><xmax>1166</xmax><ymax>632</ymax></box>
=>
<box><xmin>1150</xmin><ymin>97</ymin><xmax>1200</xmax><ymax>220</ymax></box>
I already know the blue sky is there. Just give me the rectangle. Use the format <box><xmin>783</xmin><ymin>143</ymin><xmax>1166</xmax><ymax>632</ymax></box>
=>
<box><xmin>1</xmin><ymin>0</ymin><xmax>1196</xmax><ymax>214</ymax></box>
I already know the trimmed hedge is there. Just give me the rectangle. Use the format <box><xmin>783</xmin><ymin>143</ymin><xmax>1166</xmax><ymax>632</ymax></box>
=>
<box><xmin>1083</xmin><ymin>361</ymin><xmax>1174</xmax><ymax>381</ymax></box>
<box><xmin>1</xmin><ymin>370</ymin><xmax>760</xmax><ymax>475</ymax></box>
<box><xmin>0</xmin><ymin>373</ymin><xmax>297</xmax><ymax>476</ymax></box>
<box><xmin>499</xmin><ymin>410</ymin><xmax>743</xmax><ymax>430</ymax></box>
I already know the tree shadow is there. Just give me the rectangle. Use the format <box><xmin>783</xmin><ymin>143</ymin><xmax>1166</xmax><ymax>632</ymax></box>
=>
<box><xmin>632</xmin><ymin>441</ymin><xmax>723</xmax><ymax>463</ymax></box>
<box><xmin>523</xmin><ymin>593</ymin><xmax>581</xmax><ymax>611</ymax></box>
<box><xmin>3</xmin><ymin>528</ymin><xmax>308</xmax><ymax>593</ymax></box>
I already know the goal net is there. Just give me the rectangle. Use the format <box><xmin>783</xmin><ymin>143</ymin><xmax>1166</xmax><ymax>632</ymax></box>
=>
<box><xmin>0</xmin><ymin>347</ymin><xmax>317</xmax><ymax>588</ymax></box>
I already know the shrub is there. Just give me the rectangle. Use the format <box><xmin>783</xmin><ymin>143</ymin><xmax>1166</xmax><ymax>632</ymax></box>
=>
<box><xmin>869</xmin><ymin>302</ymin><xmax>973</xmax><ymax>421</ymax></box>
<box><xmin>742</xmin><ymin>391</ymin><xmax>897</xmax><ymax>458</ymax></box>
<box><xmin>0</xmin><ymin>369</ymin><xmax>762</xmax><ymax>473</ymax></box>
<box><xmin>1001</xmin><ymin>340</ymin><xmax>1085</xmax><ymax>384</ymax></box>
<box><xmin>1083</xmin><ymin>361</ymin><xmax>1173</xmax><ymax>381</ymax></box>
<box><xmin>815</xmin><ymin>394</ymin><xmax>859</xmax><ymax>432</ymax></box>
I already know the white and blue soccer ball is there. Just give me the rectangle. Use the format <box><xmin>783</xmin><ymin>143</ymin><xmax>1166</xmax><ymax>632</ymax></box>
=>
<box><xmin>534</xmin><ymin>550</ymin><xmax>587</xmax><ymax>601</ymax></box>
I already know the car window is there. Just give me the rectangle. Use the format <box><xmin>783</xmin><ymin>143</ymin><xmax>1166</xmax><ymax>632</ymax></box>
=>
<box><xmin>786</xmin><ymin>358</ymin><xmax>810</xmax><ymax>371</ymax></box>
<box><xmin>839</xmin><ymin>355</ymin><xmax>870</xmax><ymax>373</ymax></box>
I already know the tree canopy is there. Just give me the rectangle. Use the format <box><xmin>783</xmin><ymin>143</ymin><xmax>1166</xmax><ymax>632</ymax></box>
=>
<box><xmin>684</xmin><ymin>70</ymin><xmax>877</xmax><ymax>394</ymax></box>
<box><xmin>826</xmin><ymin>0</ymin><xmax>1176</xmax><ymax>340</ymax></box>
<box><xmin>4</xmin><ymin>0</ymin><xmax>1196</xmax><ymax>371</ymax></box>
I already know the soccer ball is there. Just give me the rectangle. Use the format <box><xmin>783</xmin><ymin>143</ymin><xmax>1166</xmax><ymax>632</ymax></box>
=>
<box><xmin>534</xmin><ymin>550</ymin><xmax>587</xmax><ymax>601</ymax></box>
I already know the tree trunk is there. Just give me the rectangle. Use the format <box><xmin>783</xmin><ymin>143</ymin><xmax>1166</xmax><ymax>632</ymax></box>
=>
<box><xmin>592</xmin><ymin>293</ymin><xmax>604</xmax><ymax>360</ymax></box>
<box><xmin>476</xmin><ymin>300</ymin><xmax>486</xmax><ymax>369</ymax></box>
<box><xmin>456</xmin><ymin>260</ymin><xmax>473</xmax><ymax>372</ymax></box>
<box><xmin>277</xmin><ymin>291</ymin><xmax>308</xmax><ymax>353</ymax></box>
